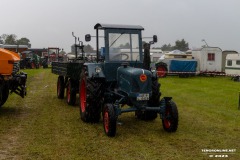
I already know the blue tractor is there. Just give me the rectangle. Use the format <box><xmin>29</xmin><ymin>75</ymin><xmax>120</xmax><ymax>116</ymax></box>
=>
<box><xmin>79</xmin><ymin>23</ymin><xmax>178</xmax><ymax>137</ymax></box>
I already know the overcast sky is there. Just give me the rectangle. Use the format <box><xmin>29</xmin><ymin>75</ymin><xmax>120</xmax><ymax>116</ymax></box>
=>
<box><xmin>1</xmin><ymin>0</ymin><xmax>240</xmax><ymax>52</ymax></box>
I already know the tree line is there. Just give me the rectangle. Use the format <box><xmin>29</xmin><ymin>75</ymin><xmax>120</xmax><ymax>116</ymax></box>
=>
<box><xmin>0</xmin><ymin>34</ymin><xmax>31</xmax><ymax>47</ymax></box>
<box><xmin>0</xmin><ymin>33</ymin><xmax>189</xmax><ymax>53</ymax></box>
<box><xmin>152</xmin><ymin>39</ymin><xmax>189</xmax><ymax>52</ymax></box>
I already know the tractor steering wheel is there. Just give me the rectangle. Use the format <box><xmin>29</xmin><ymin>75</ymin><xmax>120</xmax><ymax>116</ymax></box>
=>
<box><xmin>111</xmin><ymin>53</ymin><xmax>129</xmax><ymax>61</ymax></box>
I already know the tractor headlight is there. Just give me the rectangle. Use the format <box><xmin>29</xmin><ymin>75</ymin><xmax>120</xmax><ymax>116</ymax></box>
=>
<box><xmin>95</xmin><ymin>66</ymin><xmax>102</xmax><ymax>73</ymax></box>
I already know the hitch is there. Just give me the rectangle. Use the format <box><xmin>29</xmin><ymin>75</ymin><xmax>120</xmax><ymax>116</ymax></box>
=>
<box><xmin>10</xmin><ymin>72</ymin><xmax>27</xmax><ymax>98</ymax></box>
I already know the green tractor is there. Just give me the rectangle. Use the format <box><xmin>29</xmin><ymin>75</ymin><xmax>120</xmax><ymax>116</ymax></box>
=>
<box><xmin>20</xmin><ymin>51</ymin><xmax>40</xmax><ymax>69</ymax></box>
<box><xmin>79</xmin><ymin>23</ymin><xmax>178</xmax><ymax>137</ymax></box>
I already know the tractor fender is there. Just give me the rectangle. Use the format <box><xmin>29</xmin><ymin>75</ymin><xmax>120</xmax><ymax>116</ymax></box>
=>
<box><xmin>84</xmin><ymin>63</ymin><xmax>105</xmax><ymax>78</ymax></box>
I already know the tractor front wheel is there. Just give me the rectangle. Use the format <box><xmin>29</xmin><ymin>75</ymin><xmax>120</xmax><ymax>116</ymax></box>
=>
<box><xmin>103</xmin><ymin>103</ymin><xmax>117</xmax><ymax>137</ymax></box>
<box><xmin>66</xmin><ymin>79</ymin><xmax>76</xmax><ymax>106</ymax></box>
<box><xmin>162</xmin><ymin>100</ymin><xmax>178</xmax><ymax>132</ymax></box>
<box><xmin>0</xmin><ymin>84</ymin><xmax>9</xmax><ymax>107</ymax></box>
<box><xmin>57</xmin><ymin>76</ymin><xmax>64</xmax><ymax>99</ymax></box>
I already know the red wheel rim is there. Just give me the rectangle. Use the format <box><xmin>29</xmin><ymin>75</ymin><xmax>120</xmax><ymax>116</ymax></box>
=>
<box><xmin>31</xmin><ymin>63</ymin><xmax>35</xmax><ymax>69</ymax></box>
<box><xmin>104</xmin><ymin>111</ymin><xmax>109</xmax><ymax>133</ymax></box>
<box><xmin>157</xmin><ymin>66</ymin><xmax>166</xmax><ymax>77</ymax></box>
<box><xmin>164</xmin><ymin>109</ymin><xmax>171</xmax><ymax>129</ymax></box>
<box><xmin>67</xmin><ymin>84</ymin><xmax>70</xmax><ymax>102</ymax></box>
<box><xmin>80</xmin><ymin>79</ymin><xmax>86</xmax><ymax>112</ymax></box>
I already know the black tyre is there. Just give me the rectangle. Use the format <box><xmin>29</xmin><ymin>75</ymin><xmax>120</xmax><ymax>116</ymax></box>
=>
<box><xmin>57</xmin><ymin>76</ymin><xmax>64</xmax><ymax>99</ymax></box>
<box><xmin>36</xmin><ymin>64</ymin><xmax>39</xmax><ymax>69</ymax></box>
<box><xmin>43</xmin><ymin>64</ymin><xmax>48</xmax><ymax>68</ymax></box>
<box><xmin>103</xmin><ymin>103</ymin><xmax>117</xmax><ymax>137</ymax></box>
<box><xmin>79</xmin><ymin>70</ymin><xmax>102</xmax><ymax>123</ymax></box>
<box><xmin>135</xmin><ymin>78</ymin><xmax>161</xmax><ymax>120</ymax></box>
<box><xmin>0</xmin><ymin>84</ymin><xmax>9</xmax><ymax>107</ymax></box>
<box><xmin>156</xmin><ymin>62</ymin><xmax>168</xmax><ymax>78</ymax></box>
<box><xmin>66</xmin><ymin>79</ymin><xmax>76</xmax><ymax>106</ymax></box>
<box><xmin>162</xmin><ymin>100</ymin><xmax>178</xmax><ymax>132</ymax></box>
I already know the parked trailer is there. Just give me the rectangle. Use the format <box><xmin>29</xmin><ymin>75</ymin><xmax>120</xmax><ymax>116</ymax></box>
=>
<box><xmin>225</xmin><ymin>53</ymin><xmax>240</xmax><ymax>81</ymax></box>
<box><xmin>52</xmin><ymin>61</ymin><xmax>84</xmax><ymax>105</ymax></box>
<box><xmin>51</xmin><ymin>37</ymin><xmax>86</xmax><ymax>106</ymax></box>
<box><xmin>222</xmin><ymin>50</ymin><xmax>239</xmax><ymax>72</ymax></box>
<box><xmin>191</xmin><ymin>47</ymin><xmax>223</xmax><ymax>75</ymax></box>
<box><xmin>155</xmin><ymin>53</ymin><xmax>197</xmax><ymax>77</ymax></box>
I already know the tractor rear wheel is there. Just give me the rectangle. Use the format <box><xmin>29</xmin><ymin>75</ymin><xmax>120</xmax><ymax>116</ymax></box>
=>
<box><xmin>79</xmin><ymin>71</ymin><xmax>101</xmax><ymax>123</ymax></box>
<box><xmin>57</xmin><ymin>76</ymin><xmax>64</xmax><ymax>99</ymax></box>
<box><xmin>31</xmin><ymin>62</ymin><xmax>35</xmax><ymax>69</ymax></box>
<box><xmin>162</xmin><ymin>100</ymin><xmax>178</xmax><ymax>132</ymax></box>
<box><xmin>156</xmin><ymin>62</ymin><xmax>167</xmax><ymax>78</ymax></box>
<box><xmin>66</xmin><ymin>79</ymin><xmax>76</xmax><ymax>105</ymax></box>
<box><xmin>135</xmin><ymin>78</ymin><xmax>160</xmax><ymax>120</ymax></box>
<box><xmin>103</xmin><ymin>103</ymin><xmax>117</xmax><ymax>137</ymax></box>
<box><xmin>0</xmin><ymin>84</ymin><xmax>9</xmax><ymax>107</ymax></box>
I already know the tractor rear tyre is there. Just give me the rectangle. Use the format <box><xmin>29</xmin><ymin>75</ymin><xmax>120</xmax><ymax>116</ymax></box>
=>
<box><xmin>0</xmin><ymin>84</ymin><xmax>9</xmax><ymax>107</ymax></box>
<box><xmin>36</xmin><ymin>64</ymin><xmax>40</xmax><ymax>69</ymax></box>
<box><xmin>156</xmin><ymin>62</ymin><xmax>168</xmax><ymax>78</ymax></box>
<box><xmin>66</xmin><ymin>79</ymin><xmax>76</xmax><ymax>106</ymax></box>
<box><xmin>57</xmin><ymin>76</ymin><xmax>64</xmax><ymax>99</ymax></box>
<box><xmin>79</xmin><ymin>71</ymin><xmax>101</xmax><ymax>123</ymax></box>
<box><xmin>135</xmin><ymin>78</ymin><xmax>161</xmax><ymax>121</ymax></box>
<box><xmin>103</xmin><ymin>103</ymin><xmax>117</xmax><ymax>137</ymax></box>
<box><xmin>162</xmin><ymin>100</ymin><xmax>178</xmax><ymax>132</ymax></box>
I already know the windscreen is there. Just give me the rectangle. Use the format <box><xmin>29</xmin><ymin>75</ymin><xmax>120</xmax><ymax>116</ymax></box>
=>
<box><xmin>108</xmin><ymin>33</ymin><xmax>140</xmax><ymax>61</ymax></box>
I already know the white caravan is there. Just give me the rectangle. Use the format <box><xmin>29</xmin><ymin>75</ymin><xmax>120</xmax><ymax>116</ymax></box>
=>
<box><xmin>192</xmin><ymin>47</ymin><xmax>223</xmax><ymax>74</ymax></box>
<box><xmin>225</xmin><ymin>53</ymin><xmax>240</xmax><ymax>76</ymax></box>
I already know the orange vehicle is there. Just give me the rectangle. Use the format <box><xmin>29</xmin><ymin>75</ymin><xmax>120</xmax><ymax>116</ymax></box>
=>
<box><xmin>0</xmin><ymin>48</ymin><xmax>27</xmax><ymax>107</ymax></box>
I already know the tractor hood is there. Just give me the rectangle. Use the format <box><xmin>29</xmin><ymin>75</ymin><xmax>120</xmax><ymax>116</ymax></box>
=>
<box><xmin>0</xmin><ymin>48</ymin><xmax>20</xmax><ymax>61</ymax></box>
<box><xmin>0</xmin><ymin>48</ymin><xmax>20</xmax><ymax>75</ymax></box>
<box><xmin>117</xmin><ymin>66</ymin><xmax>152</xmax><ymax>97</ymax></box>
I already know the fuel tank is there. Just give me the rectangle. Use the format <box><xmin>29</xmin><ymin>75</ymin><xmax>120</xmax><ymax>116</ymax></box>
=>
<box><xmin>117</xmin><ymin>65</ymin><xmax>152</xmax><ymax>98</ymax></box>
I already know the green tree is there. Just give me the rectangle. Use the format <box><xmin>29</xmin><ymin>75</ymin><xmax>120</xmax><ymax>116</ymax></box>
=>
<box><xmin>4</xmin><ymin>34</ymin><xmax>17</xmax><ymax>45</ymax></box>
<box><xmin>173</xmin><ymin>39</ymin><xmax>189</xmax><ymax>51</ymax></box>
<box><xmin>161</xmin><ymin>43</ymin><xmax>173</xmax><ymax>51</ymax></box>
<box><xmin>84</xmin><ymin>44</ymin><xmax>94</xmax><ymax>53</ymax></box>
<box><xmin>0</xmin><ymin>37</ymin><xmax>3</xmax><ymax>44</ymax></box>
<box><xmin>0</xmin><ymin>34</ymin><xmax>31</xmax><ymax>47</ymax></box>
<box><xmin>17</xmin><ymin>37</ymin><xmax>31</xmax><ymax>47</ymax></box>
<box><xmin>0</xmin><ymin>34</ymin><xmax>8</xmax><ymax>44</ymax></box>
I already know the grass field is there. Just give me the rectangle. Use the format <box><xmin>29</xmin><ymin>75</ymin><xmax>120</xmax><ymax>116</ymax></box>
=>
<box><xmin>0</xmin><ymin>68</ymin><xmax>239</xmax><ymax>160</ymax></box>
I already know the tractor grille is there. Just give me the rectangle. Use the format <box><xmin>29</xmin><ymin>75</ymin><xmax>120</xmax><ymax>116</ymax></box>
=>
<box><xmin>13</xmin><ymin>62</ymin><xmax>20</xmax><ymax>74</ymax></box>
<box><xmin>132</xmin><ymin>78</ymin><xmax>151</xmax><ymax>93</ymax></box>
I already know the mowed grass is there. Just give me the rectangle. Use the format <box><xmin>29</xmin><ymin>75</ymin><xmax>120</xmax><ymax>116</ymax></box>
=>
<box><xmin>0</xmin><ymin>68</ymin><xmax>239</xmax><ymax>160</ymax></box>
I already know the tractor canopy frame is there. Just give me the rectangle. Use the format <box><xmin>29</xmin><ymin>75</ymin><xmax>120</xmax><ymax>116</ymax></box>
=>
<box><xmin>90</xmin><ymin>23</ymin><xmax>145</xmax><ymax>63</ymax></box>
